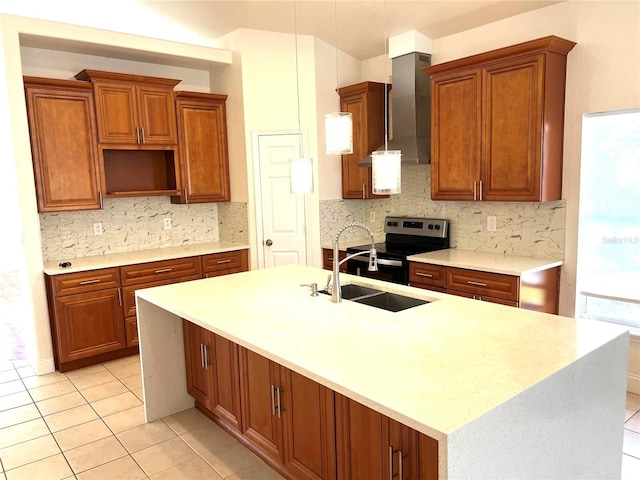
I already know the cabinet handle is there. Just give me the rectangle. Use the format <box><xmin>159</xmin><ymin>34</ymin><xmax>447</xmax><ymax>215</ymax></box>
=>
<box><xmin>362</xmin><ymin>184</ymin><xmax>365</xmax><ymax>199</ymax></box>
<box><xmin>270</xmin><ymin>384</ymin><xmax>276</xmax><ymax>415</ymax></box>
<box><xmin>479</xmin><ymin>180</ymin><xmax>483</xmax><ymax>201</ymax></box>
<box><xmin>140</xmin><ymin>126</ymin><xmax>145</xmax><ymax>144</ymax></box>
<box><xmin>136</xmin><ymin>126</ymin><xmax>141</xmax><ymax>144</ymax></box>
<box><xmin>99</xmin><ymin>191</ymin><xmax>103</xmax><ymax>209</ymax></box>
<box><xmin>184</xmin><ymin>188</ymin><xmax>188</xmax><ymax>204</ymax></box>
<box><xmin>467</xmin><ymin>281</ymin><xmax>487</xmax><ymax>287</ymax></box>
<box><xmin>203</xmin><ymin>344</ymin><xmax>209</xmax><ymax>370</ymax></box>
<box><xmin>79</xmin><ymin>279</ymin><xmax>101</xmax><ymax>285</ymax></box>
<box><xmin>117</xmin><ymin>288</ymin><xmax>122</xmax><ymax>306</ymax></box>
<box><xmin>399</xmin><ymin>450</ymin><xmax>403</xmax><ymax>480</ymax></box>
<box><xmin>415</xmin><ymin>272</ymin><xmax>433</xmax><ymax>278</ymax></box>
<box><xmin>388</xmin><ymin>446</ymin><xmax>393</xmax><ymax>480</ymax></box>
<box><xmin>473</xmin><ymin>181</ymin><xmax>477</xmax><ymax>201</ymax></box>
<box><xmin>276</xmin><ymin>386</ymin><xmax>282</xmax><ymax>418</ymax></box>
<box><xmin>216</xmin><ymin>259</ymin><xmax>232</xmax><ymax>265</ymax></box>
<box><xmin>200</xmin><ymin>344</ymin><xmax>205</xmax><ymax>369</ymax></box>
<box><xmin>154</xmin><ymin>268</ymin><xmax>173</xmax><ymax>274</ymax></box>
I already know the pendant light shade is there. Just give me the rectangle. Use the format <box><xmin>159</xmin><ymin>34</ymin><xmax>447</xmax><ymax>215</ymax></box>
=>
<box><xmin>372</xmin><ymin>150</ymin><xmax>402</xmax><ymax>195</ymax></box>
<box><xmin>325</xmin><ymin>111</ymin><xmax>353</xmax><ymax>154</ymax></box>
<box><xmin>290</xmin><ymin>156</ymin><xmax>314</xmax><ymax>194</ymax></box>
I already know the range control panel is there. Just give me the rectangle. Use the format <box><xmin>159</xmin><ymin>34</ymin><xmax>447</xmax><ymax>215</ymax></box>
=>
<box><xmin>383</xmin><ymin>216</ymin><xmax>449</xmax><ymax>238</ymax></box>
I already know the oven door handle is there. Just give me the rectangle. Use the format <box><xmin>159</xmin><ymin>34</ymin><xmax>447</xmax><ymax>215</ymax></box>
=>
<box><xmin>348</xmin><ymin>256</ymin><xmax>403</xmax><ymax>267</ymax></box>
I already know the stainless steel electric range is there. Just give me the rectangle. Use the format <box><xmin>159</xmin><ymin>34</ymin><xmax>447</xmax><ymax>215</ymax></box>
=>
<box><xmin>346</xmin><ymin>216</ymin><xmax>450</xmax><ymax>285</ymax></box>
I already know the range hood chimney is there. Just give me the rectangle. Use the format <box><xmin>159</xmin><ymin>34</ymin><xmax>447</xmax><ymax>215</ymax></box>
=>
<box><xmin>358</xmin><ymin>52</ymin><xmax>431</xmax><ymax>166</ymax></box>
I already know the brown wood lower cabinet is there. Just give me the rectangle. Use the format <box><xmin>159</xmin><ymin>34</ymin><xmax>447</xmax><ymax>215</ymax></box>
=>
<box><xmin>322</xmin><ymin>248</ymin><xmax>347</xmax><ymax>272</ymax></box>
<box><xmin>183</xmin><ymin>320</ymin><xmax>438</xmax><ymax>479</ymax></box>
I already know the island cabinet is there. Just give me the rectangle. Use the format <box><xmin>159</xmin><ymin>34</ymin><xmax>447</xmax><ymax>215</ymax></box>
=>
<box><xmin>202</xmin><ymin>249</ymin><xmax>249</xmax><ymax>278</ymax></box>
<box><xmin>425</xmin><ymin>36</ymin><xmax>576</xmax><ymax>202</ymax></box>
<box><xmin>75</xmin><ymin>69</ymin><xmax>180</xmax><ymax>145</ymax></box>
<box><xmin>338</xmin><ymin>82</ymin><xmax>389</xmax><ymax>200</ymax></box>
<box><xmin>172</xmin><ymin>91</ymin><xmax>231</xmax><ymax>204</ymax></box>
<box><xmin>321</xmin><ymin>248</ymin><xmax>347</xmax><ymax>272</ymax></box>
<box><xmin>24</xmin><ymin>77</ymin><xmax>102</xmax><ymax>212</ymax></box>
<box><xmin>335</xmin><ymin>394</ymin><xmax>438</xmax><ymax>480</ymax></box>
<box><xmin>45</xmin><ymin>268</ymin><xmax>127</xmax><ymax>369</ymax></box>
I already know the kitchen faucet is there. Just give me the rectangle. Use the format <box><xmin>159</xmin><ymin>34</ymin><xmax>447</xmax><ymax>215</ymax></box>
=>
<box><xmin>331</xmin><ymin>222</ymin><xmax>378</xmax><ymax>303</ymax></box>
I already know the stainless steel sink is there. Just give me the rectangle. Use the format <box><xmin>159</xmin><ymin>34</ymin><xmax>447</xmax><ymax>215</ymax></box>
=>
<box><xmin>319</xmin><ymin>284</ymin><xmax>429</xmax><ymax>312</ymax></box>
<box><xmin>353</xmin><ymin>292</ymin><xmax>429</xmax><ymax>312</ymax></box>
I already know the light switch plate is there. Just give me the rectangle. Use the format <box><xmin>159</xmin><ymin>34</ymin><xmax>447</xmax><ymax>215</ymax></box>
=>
<box><xmin>369</xmin><ymin>211</ymin><xmax>376</xmax><ymax>223</ymax></box>
<box><xmin>93</xmin><ymin>223</ymin><xmax>103</xmax><ymax>236</ymax></box>
<box><xmin>487</xmin><ymin>215</ymin><xmax>497</xmax><ymax>232</ymax></box>
<box><xmin>163</xmin><ymin>218</ymin><xmax>172</xmax><ymax>230</ymax></box>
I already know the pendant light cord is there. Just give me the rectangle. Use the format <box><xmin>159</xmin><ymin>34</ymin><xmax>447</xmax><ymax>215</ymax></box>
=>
<box><xmin>293</xmin><ymin>0</ymin><xmax>303</xmax><ymax>158</ymax></box>
<box><xmin>383</xmin><ymin>0</ymin><xmax>389</xmax><ymax>151</ymax></box>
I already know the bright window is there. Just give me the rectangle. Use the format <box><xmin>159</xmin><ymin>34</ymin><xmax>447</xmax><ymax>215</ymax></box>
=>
<box><xmin>576</xmin><ymin>108</ymin><xmax>640</xmax><ymax>331</ymax></box>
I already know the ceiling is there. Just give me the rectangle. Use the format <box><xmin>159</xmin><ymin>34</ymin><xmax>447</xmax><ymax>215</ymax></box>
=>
<box><xmin>137</xmin><ymin>0</ymin><xmax>564</xmax><ymax>60</ymax></box>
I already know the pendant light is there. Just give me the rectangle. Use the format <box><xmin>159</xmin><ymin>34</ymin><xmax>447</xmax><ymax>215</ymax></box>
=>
<box><xmin>290</xmin><ymin>0</ymin><xmax>314</xmax><ymax>194</ymax></box>
<box><xmin>325</xmin><ymin>0</ymin><xmax>353</xmax><ymax>155</ymax></box>
<box><xmin>372</xmin><ymin>0</ymin><xmax>402</xmax><ymax>195</ymax></box>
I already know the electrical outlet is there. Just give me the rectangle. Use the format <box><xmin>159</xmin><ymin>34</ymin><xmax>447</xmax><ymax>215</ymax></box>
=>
<box><xmin>93</xmin><ymin>223</ymin><xmax>103</xmax><ymax>236</ymax></box>
<box><xmin>369</xmin><ymin>211</ymin><xmax>376</xmax><ymax>223</ymax></box>
<box><xmin>487</xmin><ymin>215</ymin><xmax>497</xmax><ymax>232</ymax></box>
<box><xmin>163</xmin><ymin>218</ymin><xmax>172</xmax><ymax>230</ymax></box>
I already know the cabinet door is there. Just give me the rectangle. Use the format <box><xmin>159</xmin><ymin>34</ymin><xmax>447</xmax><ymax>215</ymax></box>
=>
<box><xmin>430</xmin><ymin>69</ymin><xmax>481</xmax><ymax>201</ymax></box>
<box><xmin>281</xmin><ymin>369</ymin><xmax>336</xmax><ymax>480</ymax></box>
<box><xmin>183</xmin><ymin>320</ymin><xmax>211</xmax><ymax>409</ymax></box>
<box><xmin>482</xmin><ymin>54</ymin><xmax>544</xmax><ymax>201</ymax></box>
<box><xmin>137</xmin><ymin>85</ymin><xmax>177</xmax><ymax>144</ymax></box>
<box><xmin>174</xmin><ymin>94</ymin><xmax>230</xmax><ymax>203</ymax></box>
<box><xmin>240</xmin><ymin>348</ymin><xmax>284</xmax><ymax>461</ymax></box>
<box><xmin>92</xmin><ymin>82</ymin><xmax>139</xmax><ymax>144</ymax></box>
<box><xmin>25</xmin><ymin>83</ymin><xmax>101</xmax><ymax>212</ymax></box>
<box><xmin>335</xmin><ymin>394</ymin><xmax>389</xmax><ymax>480</ymax></box>
<box><xmin>210</xmin><ymin>334</ymin><xmax>242</xmax><ymax>431</ymax></box>
<box><xmin>54</xmin><ymin>288</ymin><xmax>126</xmax><ymax>363</ymax></box>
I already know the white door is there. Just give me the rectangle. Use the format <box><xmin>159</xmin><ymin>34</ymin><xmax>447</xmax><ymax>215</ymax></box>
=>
<box><xmin>256</xmin><ymin>133</ymin><xmax>308</xmax><ymax>268</ymax></box>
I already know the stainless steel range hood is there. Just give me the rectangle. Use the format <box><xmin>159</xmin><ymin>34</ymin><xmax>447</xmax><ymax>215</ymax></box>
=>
<box><xmin>358</xmin><ymin>52</ymin><xmax>432</xmax><ymax>166</ymax></box>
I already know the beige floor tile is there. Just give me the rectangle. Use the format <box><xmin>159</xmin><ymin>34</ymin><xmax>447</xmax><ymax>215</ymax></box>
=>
<box><xmin>180</xmin><ymin>422</ymin><xmax>237</xmax><ymax>455</ymax></box>
<box><xmin>0</xmin><ymin>404</ymin><xmax>41</xmax><ymax>429</ymax></box>
<box><xmin>44</xmin><ymin>404</ymin><xmax>99</xmax><ymax>433</ymax></box>
<box><xmin>226</xmin><ymin>461</ymin><xmax>285</xmax><ymax>480</ymax></box>
<box><xmin>120</xmin><ymin>374</ymin><xmax>142</xmax><ymax>390</ymax></box>
<box><xmin>149</xmin><ymin>456</ymin><xmax>223</xmax><ymax>480</ymax></box>
<box><xmin>626</xmin><ymin>409</ymin><xmax>637</xmax><ymax>422</ymax></box>
<box><xmin>0</xmin><ymin>370</ymin><xmax>20</xmax><ymax>384</ymax></box>
<box><xmin>0</xmin><ymin>417</ymin><xmax>50</xmax><ymax>449</ymax></box>
<box><xmin>91</xmin><ymin>392</ymin><xmax>142</xmax><ymax>417</ymax></box>
<box><xmin>102</xmin><ymin>405</ymin><xmax>145</xmax><ymax>434</ymax></box>
<box><xmin>76</xmin><ymin>455</ymin><xmax>146</xmax><ymax>480</ymax></box>
<box><xmin>103</xmin><ymin>355</ymin><xmax>140</xmax><ymax>369</ymax></box>
<box><xmin>64</xmin><ymin>364</ymin><xmax>108</xmax><ymax>379</ymax></box>
<box><xmin>10</xmin><ymin>360</ymin><xmax>29</xmax><ymax>369</ymax></box>
<box><xmin>0</xmin><ymin>360</ymin><xmax>13</xmax><ymax>372</ymax></box>
<box><xmin>627</xmin><ymin>392</ymin><xmax>640</xmax><ymax>411</ymax></box>
<box><xmin>624</xmin><ymin>428</ymin><xmax>640</xmax><ymax>458</ymax></box>
<box><xmin>4</xmin><ymin>453</ymin><xmax>73</xmax><ymax>480</ymax></box>
<box><xmin>0</xmin><ymin>434</ymin><xmax>61</xmax><ymax>470</ymax></box>
<box><xmin>22</xmin><ymin>371</ymin><xmax>68</xmax><ymax>389</ymax></box>
<box><xmin>116</xmin><ymin>420</ymin><xmax>177</xmax><ymax>453</ymax></box>
<box><xmin>132</xmin><ymin>388</ymin><xmax>144</xmax><ymax>402</ymax></box>
<box><xmin>622</xmin><ymin>453</ymin><xmax>640</xmax><ymax>480</ymax></box>
<box><xmin>36</xmin><ymin>391</ymin><xmax>87</xmax><ymax>416</ymax></box>
<box><xmin>626</xmin><ymin>411</ymin><xmax>640</xmax><ymax>434</ymax></box>
<box><xmin>0</xmin><ymin>380</ymin><xmax>25</xmax><ymax>396</ymax></box>
<box><xmin>0</xmin><ymin>392</ymin><xmax>32</xmax><ymax>412</ymax></box>
<box><xmin>105</xmin><ymin>362</ymin><xmax>141</xmax><ymax>380</ymax></box>
<box><xmin>131</xmin><ymin>437</ymin><xmax>196</xmax><ymax>477</ymax></box>
<box><xmin>29</xmin><ymin>380</ymin><xmax>76</xmax><ymax>402</ymax></box>
<box><xmin>63</xmin><ymin>436</ymin><xmax>128</xmax><ymax>474</ymax></box>
<box><xmin>79</xmin><ymin>380</ymin><xmax>128</xmax><ymax>403</ymax></box>
<box><xmin>54</xmin><ymin>419</ymin><xmax>112</xmax><ymax>451</ymax></box>
<box><xmin>68</xmin><ymin>370</ymin><xmax>117</xmax><ymax>391</ymax></box>
<box><xmin>198</xmin><ymin>440</ymin><xmax>261</xmax><ymax>478</ymax></box>
<box><xmin>15</xmin><ymin>366</ymin><xmax>35</xmax><ymax>379</ymax></box>
<box><xmin>162</xmin><ymin>407</ymin><xmax>209</xmax><ymax>435</ymax></box>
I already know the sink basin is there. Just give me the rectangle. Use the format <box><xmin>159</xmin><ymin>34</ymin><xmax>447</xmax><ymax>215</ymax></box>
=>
<box><xmin>319</xmin><ymin>284</ymin><xmax>382</xmax><ymax>300</ymax></box>
<box><xmin>353</xmin><ymin>292</ymin><xmax>429</xmax><ymax>312</ymax></box>
<box><xmin>319</xmin><ymin>284</ymin><xmax>429</xmax><ymax>312</ymax></box>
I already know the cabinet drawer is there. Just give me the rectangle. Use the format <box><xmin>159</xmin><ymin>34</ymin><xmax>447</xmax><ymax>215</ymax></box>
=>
<box><xmin>120</xmin><ymin>257</ymin><xmax>202</xmax><ymax>286</ymax></box>
<box><xmin>446</xmin><ymin>267</ymin><xmax>518</xmax><ymax>301</ymax></box>
<box><xmin>409</xmin><ymin>263</ymin><xmax>445</xmax><ymax>289</ymax></box>
<box><xmin>448</xmin><ymin>289</ymin><xmax>519</xmax><ymax>307</ymax></box>
<box><xmin>202</xmin><ymin>250</ymin><xmax>248</xmax><ymax>274</ymax></box>
<box><xmin>122</xmin><ymin>274</ymin><xmax>201</xmax><ymax>317</ymax></box>
<box><xmin>51</xmin><ymin>268</ymin><xmax>120</xmax><ymax>297</ymax></box>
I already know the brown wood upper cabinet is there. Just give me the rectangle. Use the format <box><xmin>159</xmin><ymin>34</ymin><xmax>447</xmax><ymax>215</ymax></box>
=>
<box><xmin>24</xmin><ymin>77</ymin><xmax>102</xmax><ymax>212</ymax></box>
<box><xmin>172</xmin><ymin>91</ymin><xmax>231</xmax><ymax>203</ymax></box>
<box><xmin>75</xmin><ymin>69</ymin><xmax>180</xmax><ymax>145</ymax></box>
<box><xmin>338</xmin><ymin>82</ymin><xmax>389</xmax><ymax>200</ymax></box>
<box><xmin>425</xmin><ymin>36</ymin><xmax>576</xmax><ymax>202</ymax></box>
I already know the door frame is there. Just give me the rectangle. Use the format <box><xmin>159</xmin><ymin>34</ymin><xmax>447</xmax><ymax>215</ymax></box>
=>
<box><xmin>250</xmin><ymin>130</ymin><xmax>321</xmax><ymax>270</ymax></box>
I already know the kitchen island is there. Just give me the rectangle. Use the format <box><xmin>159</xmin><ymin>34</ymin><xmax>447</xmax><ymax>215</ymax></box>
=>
<box><xmin>136</xmin><ymin>265</ymin><xmax>629</xmax><ymax>479</ymax></box>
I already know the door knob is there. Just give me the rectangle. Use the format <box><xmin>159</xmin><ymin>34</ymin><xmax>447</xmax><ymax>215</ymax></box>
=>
<box><xmin>265</xmin><ymin>239</ymin><xmax>273</xmax><ymax>246</ymax></box>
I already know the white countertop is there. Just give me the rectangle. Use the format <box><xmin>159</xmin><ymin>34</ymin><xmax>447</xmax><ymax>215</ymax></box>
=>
<box><xmin>135</xmin><ymin>264</ymin><xmax>625</xmax><ymax>442</ymax></box>
<box><xmin>43</xmin><ymin>241</ymin><xmax>249</xmax><ymax>275</ymax></box>
<box><xmin>407</xmin><ymin>248</ymin><xmax>563</xmax><ymax>276</ymax></box>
